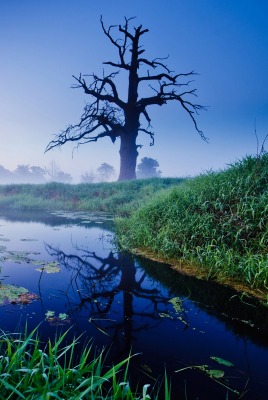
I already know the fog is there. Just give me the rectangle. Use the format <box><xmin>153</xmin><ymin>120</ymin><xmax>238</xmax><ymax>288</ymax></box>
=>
<box><xmin>1</xmin><ymin>1</ymin><xmax>268</xmax><ymax>181</ymax></box>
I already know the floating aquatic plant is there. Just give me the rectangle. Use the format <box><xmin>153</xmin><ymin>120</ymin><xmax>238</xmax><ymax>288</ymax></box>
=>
<box><xmin>59</xmin><ymin>313</ymin><xmax>69</xmax><ymax>320</ymax></box>
<box><xmin>210</xmin><ymin>356</ymin><xmax>235</xmax><ymax>368</ymax></box>
<box><xmin>168</xmin><ymin>296</ymin><xmax>184</xmax><ymax>313</ymax></box>
<box><xmin>175</xmin><ymin>364</ymin><xmax>240</xmax><ymax>395</ymax></box>
<box><xmin>159</xmin><ymin>312</ymin><xmax>173</xmax><ymax>319</ymax></box>
<box><xmin>16</xmin><ymin>292</ymin><xmax>39</xmax><ymax>304</ymax></box>
<box><xmin>45</xmin><ymin>310</ymin><xmax>71</xmax><ymax>326</ymax></box>
<box><xmin>20</xmin><ymin>238</ymin><xmax>38</xmax><ymax>242</ymax></box>
<box><xmin>0</xmin><ymin>284</ymin><xmax>38</xmax><ymax>305</ymax></box>
<box><xmin>3</xmin><ymin>250</ymin><xmax>40</xmax><ymax>264</ymax></box>
<box><xmin>35</xmin><ymin>261</ymin><xmax>61</xmax><ymax>274</ymax></box>
<box><xmin>159</xmin><ymin>296</ymin><xmax>189</xmax><ymax>327</ymax></box>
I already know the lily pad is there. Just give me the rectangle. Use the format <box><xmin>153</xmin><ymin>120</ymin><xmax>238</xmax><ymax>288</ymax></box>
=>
<box><xmin>32</xmin><ymin>260</ymin><xmax>45</xmax><ymax>266</ymax></box>
<box><xmin>3</xmin><ymin>250</ymin><xmax>37</xmax><ymax>264</ymax></box>
<box><xmin>206</xmin><ymin>369</ymin><xmax>225</xmax><ymax>379</ymax></box>
<box><xmin>45</xmin><ymin>310</ymin><xmax>55</xmax><ymax>318</ymax></box>
<box><xmin>0</xmin><ymin>284</ymin><xmax>38</xmax><ymax>305</ymax></box>
<box><xmin>16</xmin><ymin>292</ymin><xmax>39</xmax><ymax>304</ymax></box>
<box><xmin>59</xmin><ymin>313</ymin><xmax>69</xmax><ymax>320</ymax></box>
<box><xmin>20</xmin><ymin>238</ymin><xmax>38</xmax><ymax>242</ymax></box>
<box><xmin>45</xmin><ymin>310</ymin><xmax>71</xmax><ymax>326</ymax></box>
<box><xmin>169</xmin><ymin>296</ymin><xmax>184</xmax><ymax>313</ymax></box>
<box><xmin>35</xmin><ymin>261</ymin><xmax>61</xmax><ymax>274</ymax></box>
<box><xmin>210</xmin><ymin>356</ymin><xmax>235</xmax><ymax>368</ymax></box>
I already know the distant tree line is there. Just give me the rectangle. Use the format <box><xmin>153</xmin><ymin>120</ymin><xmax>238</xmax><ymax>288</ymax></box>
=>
<box><xmin>0</xmin><ymin>158</ymin><xmax>161</xmax><ymax>184</ymax></box>
<box><xmin>81</xmin><ymin>163</ymin><xmax>116</xmax><ymax>183</ymax></box>
<box><xmin>81</xmin><ymin>158</ymin><xmax>161</xmax><ymax>183</ymax></box>
<box><xmin>0</xmin><ymin>162</ymin><xmax>72</xmax><ymax>184</ymax></box>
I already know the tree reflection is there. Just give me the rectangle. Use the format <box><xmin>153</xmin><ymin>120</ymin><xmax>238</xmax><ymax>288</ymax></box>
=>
<box><xmin>45</xmin><ymin>244</ymin><xmax>173</xmax><ymax>354</ymax></box>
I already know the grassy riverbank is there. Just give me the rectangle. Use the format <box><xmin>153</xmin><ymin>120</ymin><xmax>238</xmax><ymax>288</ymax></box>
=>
<box><xmin>115</xmin><ymin>155</ymin><xmax>268</xmax><ymax>301</ymax></box>
<box><xmin>1</xmin><ymin>156</ymin><xmax>267</xmax><ymax>300</ymax></box>
<box><xmin>0</xmin><ymin>178</ymin><xmax>182</xmax><ymax>216</ymax></box>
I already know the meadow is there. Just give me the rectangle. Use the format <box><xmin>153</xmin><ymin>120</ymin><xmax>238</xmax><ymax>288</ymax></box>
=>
<box><xmin>0</xmin><ymin>177</ymin><xmax>182</xmax><ymax>216</ymax></box>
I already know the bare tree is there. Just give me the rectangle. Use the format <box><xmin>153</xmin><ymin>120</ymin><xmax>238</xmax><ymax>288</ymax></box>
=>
<box><xmin>46</xmin><ymin>17</ymin><xmax>207</xmax><ymax>180</ymax></box>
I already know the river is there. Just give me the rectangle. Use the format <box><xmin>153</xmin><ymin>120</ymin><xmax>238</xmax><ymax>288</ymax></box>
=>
<box><xmin>0</xmin><ymin>209</ymin><xmax>267</xmax><ymax>399</ymax></box>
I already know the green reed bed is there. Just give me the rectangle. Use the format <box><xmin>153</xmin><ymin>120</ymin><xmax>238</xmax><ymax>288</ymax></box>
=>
<box><xmin>116</xmin><ymin>155</ymin><xmax>268</xmax><ymax>294</ymax></box>
<box><xmin>0</xmin><ymin>178</ymin><xmax>182</xmax><ymax>216</ymax></box>
<box><xmin>0</xmin><ymin>328</ymin><xmax>169</xmax><ymax>400</ymax></box>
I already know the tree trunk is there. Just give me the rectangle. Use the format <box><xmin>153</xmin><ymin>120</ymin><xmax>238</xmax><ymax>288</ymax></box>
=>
<box><xmin>117</xmin><ymin>30</ymin><xmax>140</xmax><ymax>182</ymax></box>
<box><xmin>118</xmin><ymin>132</ymin><xmax>138</xmax><ymax>180</ymax></box>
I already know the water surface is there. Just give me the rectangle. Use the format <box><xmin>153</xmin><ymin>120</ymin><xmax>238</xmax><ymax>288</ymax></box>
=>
<box><xmin>0</xmin><ymin>209</ymin><xmax>267</xmax><ymax>399</ymax></box>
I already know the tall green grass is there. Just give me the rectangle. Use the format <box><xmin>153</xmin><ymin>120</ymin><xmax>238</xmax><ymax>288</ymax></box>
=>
<box><xmin>0</xmin><ymin>178</ymin><xmax>183</xmax><ymax>216</ymax></box>
<box><xmin>115</xmin><ymin>155</ymin><xmax>268</xmax><ymax>293</ymax></box>
<box><xmin>0</xmin><ymin>328</ymin><xmax>168</xmax><ymax>399</ymax></box>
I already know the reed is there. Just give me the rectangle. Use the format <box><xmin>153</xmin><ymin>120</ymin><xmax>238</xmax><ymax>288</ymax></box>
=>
<box><xmin>0</xmin><ymin>327</ymin><xmax>169</xmax><ymax>399</ymax></box>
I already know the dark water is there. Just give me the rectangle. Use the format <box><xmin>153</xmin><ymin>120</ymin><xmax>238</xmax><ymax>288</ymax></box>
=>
<box><xmin>0</xmin><ymin>209</ymin><xmax>267</xmax><ymax>399</ymax></box>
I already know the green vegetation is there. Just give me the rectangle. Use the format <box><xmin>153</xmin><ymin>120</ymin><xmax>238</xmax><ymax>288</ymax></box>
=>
<box><xmin>0</xmin><ymin>284</ymin><xmax>28</xmax><ymax>305</ymax></box>
<box><xmin>0</xmin><ymin>178</ymin><xmax>183</xmax><ymax>216</ymax></box>
<box><xmin>1</xmin><ymin>156</ymin><xmax>268</xmax><ymax>296</ymax></box>
<box><xmin>116</xmin><ymin>155</ymin><xmax>268</xmax><ymax>296</ymax></box>
<box><xmin>1</xmin><ymin>156</ymin><xmax>267</xmax><ymax>396</ymax></box>
<box><xmin>0</xmin><ymin>328</ymin><xmax>168</xmax><ymax>399</ymax></box>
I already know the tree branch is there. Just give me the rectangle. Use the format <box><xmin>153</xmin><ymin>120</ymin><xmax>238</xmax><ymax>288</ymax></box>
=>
<box><xmin>138</xmin><ymin>57</ymin><xmax>171</xmax><ymax>72</ymax></box>
<box><xmin>139</xmin><ymin>128</ymin><xmax>155</xmax><ymax>146</ymax></box>
<box><xmin>139</xmin><ymin>72</ymin><xmax>176</xmax><ymax>83</ymax></box>
<box><xmin>72</xmin><ymin>74</ymin><xmax>126</xmax><ymax>110</ymax></box>
<box><xmin>101</xmin><ymin>16</ymin><xmax>132</xmax><ymax>70</ymax></box>
<box><xmin>45</xmin><ymin>102</ymin><xmax>123</xmax><ymax>152</ymax></box>
<box><xmin>139</xmin><ymin>70</ymin><xmax>197</xmax><ymax>83</ymax></box>
<box><xmin>137</xmin><ymin>85</ymin><xmax>208</xmax><ymax>141</ymax></box>
<box><xmin>102</xmin><ymin>61</ymin><xmax>130</xmax><ymax>71</ymax></box>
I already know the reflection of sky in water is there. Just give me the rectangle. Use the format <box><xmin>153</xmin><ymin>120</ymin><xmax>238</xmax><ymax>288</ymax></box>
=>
<box><xmin>0</xmin><ymin>211</ymin><xmax>268</xmax><ymax>399</ymax></box>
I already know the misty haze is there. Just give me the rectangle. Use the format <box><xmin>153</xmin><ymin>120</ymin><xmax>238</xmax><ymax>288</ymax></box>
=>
<box><xmin>0</xmin><ymin>2</ymin><xmax>267</xmax><ymax>399</ymax></box>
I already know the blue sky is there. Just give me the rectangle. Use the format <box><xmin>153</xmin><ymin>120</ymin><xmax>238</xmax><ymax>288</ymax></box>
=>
<box><xmin>1</xmin><ymin>0</ymin><xmax>268</xmax><ymax>181</ymax></box>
